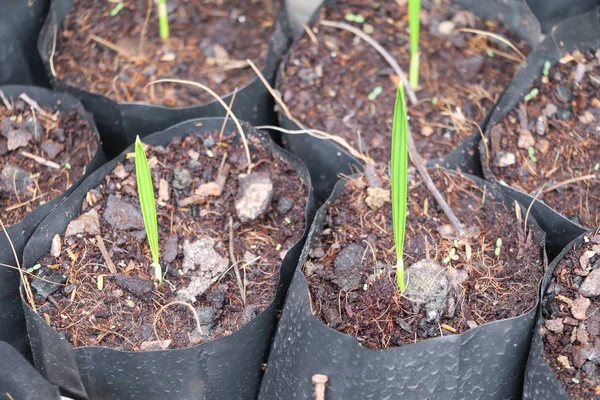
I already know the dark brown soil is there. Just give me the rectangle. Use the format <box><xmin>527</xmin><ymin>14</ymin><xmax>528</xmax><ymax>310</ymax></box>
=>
<box><xmin>54</xmin><ymin>0</ymin><xmax>281</xmax><ymax>107</ymax></box>
<box><xmin>305</xmin><ymin>166</ymin><xmax>543</xmax><ymax>350</ymax></box>
<box><xmin>30</xmin><ymin>130</ymin><xmax>306</xmax><ymax>351</ymax></box>
<box><xmin>542</xmin><ymin>230</ymin><xmax>600</xmax><ymax>399</ymax></box>
<box><xmin>489</xmin><ymin>50</ymin><xmax>600</xmax><ymax>228</ymax></box>
<box><xmin>279</xmin><ymin>0</ymin><xmax>529</xmax><ymax>163</ymax></box>
<box><xmin>0</xmin><ymin>95</ymin><xmax>99</xmax><ymax>226</ymax></box>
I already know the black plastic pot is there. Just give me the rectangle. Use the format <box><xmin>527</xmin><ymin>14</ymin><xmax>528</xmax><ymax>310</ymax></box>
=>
<box><xmin>19</xmin><ymin>117</ymin><xmax>314</xmax><ymax>400</ymax></box>
<box><xmin>0</xmin><ymin>0</ymin><xmax>50</xmax><ymax>87</ymax></box>
<box><xmin>259</xmin><ymin>168</ymin><xmax>548</xmax><ymax>400</ymax></box>
<box><xmin>37</xmin><ymin>0</ymin><xmax>294</xmax><ymax>159</ymax></box>
<box><xmin>277</xmin><ymin>0</ymin><xmax>542</xmax><ymax>204</ymax></box>
<box><xmin>0</xmin><ymin>85</ymin><xmax>104</xmax><ymax>359</ymax></box>
<box><xmin>526</xmin><ymin>0</ymin><xmax>600</xmax><ymax>33</ymax></box>
<box><xmin>522</xmin><ymin>232</ymin><xmax>592</xmax><ymax>400</ymax></box>
<box><xmin>479</xmin><ymin>8</ymin><xmax>600</xmax><ymax>253</ymax></box>
<box><xmin>0</xmin><ymin>341</ymin><xmax>61</xmax><ymax>400</ymax></box>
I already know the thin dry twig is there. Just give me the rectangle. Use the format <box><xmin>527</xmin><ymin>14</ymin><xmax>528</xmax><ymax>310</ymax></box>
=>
<box><xmin>90</xmin><ymin>34</ymin><xmax>138</xmax><ymax>61</ymax></box>
<box><xmin>49</xmin><ymin>25</ymin><xmax>58</xmax><ymax>77</ymax></box>
<box><xmin>95</xmin><ymin>235</ymin><xmax>117</xmax><ymax>274</ymax></box>
<box><xmin>153</xmin><ymin>300</ymin><xmax>203</xmax><ymax>340</ymax></box>
<box><xmin>302</xmin><ymin>23</ymin><xmax>318</xmax><ymax>44</ymax></box>
<box><xmin>0</xmin><ymin>90</ymin><xmax>12</xmax><ymax>111</ymax></box>
<box><xmin>319</xmin><ymin>20</ymin><xmax>418</xmax><ymax>105</ymax></box>
<box><xmin>0</xmin><ymin>217</ymin><xmax>35</xmax><ymax>311</ymax></box>
<box><xmin>459</xmin><ymin>28</ymin><xmax>526</xmax><ymax>61</ymax></box>
<box><xmin>218</xmin><ymin>87</ymin><xmax>238</xmax><ymax>143</ymax></box>
<box><xmin>229</xmin><ymin>217</ymin><xmax>246</xmax><ymax>306</ymax></box>
<box><xmin>20</xmin><ymin>151</ymin><xmax>61</xmax><ymax>169</ymax></box>
<box><xmin>138</xmin><ymin>0</ymin><xmax>153</xmax><ymax>55</ymax></box>
<box><xmin>542</xmin><ymin>174</ymin><xmax>597</xmax><ymax>193</ymax></box>
<box><xmin>146</xmin><ymin>79</ymin><xmax>252</xmax><ymax>174</ymax></box>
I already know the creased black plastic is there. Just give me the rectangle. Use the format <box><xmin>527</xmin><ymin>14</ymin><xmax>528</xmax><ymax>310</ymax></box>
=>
<box><xmin>20</xmin><ymin>118</ymin><xmax>314</xmax><ymax>400</ymax></box>
<box><xmin>0</xmin><ymin>341</ymin><xmax>61</xmax><ymax>399</ymax></box>
<box><xmin>0</xmin><ymin>0</ymin><xmax>50</xmax><ymax>87</ymax></box>
<box><xmin>37</xmin><ymin>0</ymin><xmax>294</xmax><ymax>158</ymax></box>
<box><xmin>277</xmin><ymin>0</ymin><xmax>541</xmax><ymax>199</ymax></box>
<box><xmin>259</xmin><ymin>169</ymin><xmax>547</xmax><ymax>400</ymax></box>
<box><xmin>0</xmin><ymin>85</ymin><xmax>104</xmax><ymax>359</ymax></box>
<box><xmin>526</xmin><ymin>0</ymin><xmax>600</xmax><ymax>33</ymax></box>
<box><xmin>523</xmin><ymin>233</ymin><xmax>589</xmax><ymax>400</ymax></box>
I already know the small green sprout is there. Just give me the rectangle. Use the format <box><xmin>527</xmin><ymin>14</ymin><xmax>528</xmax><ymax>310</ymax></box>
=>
<box><xmin>528</xmin><ymin>146</ymin><xmax>537</xmax><ymax>163</ymax></box>
<box><xmin>26</xmin><ymin>264</ymin><xmax>41</xmax><ymax>274</ymax></box>
<box><xmin>344</xmin><ymin>13</ymin><xmax>365</xmax><ymax>24</ymax></box>
<box><xmin>595</xmin><ymin>163</ymin><xmax>600</xmax><ymax>171</ymax></box>
<box><xmin>372</xmin><ymin>2</ymin><xmax>381</xmax><ymax>9</ymax></box>
<box><xmin>367</xmin><ymin>86</ymin><xmax>383</xmax><ymax>100</ymax></box>
<box><xmin>64</xmin><ymin>162</ymin><xmax>72</xmax><ymax>170</ymax></box>
<box><xmin>158</xmin><ymin>0</ymin><xmax>170</xmax><ymax>39</ymax></box>
<box><xmin>543</xmin><ymin>60</ymin><xmax>551</xmax><ymax>77</ymax></box>
<box><xmin>408</xmin><ymin>0</ymin><xmax>421</xmax><ymax>88</ymax></box>
<box><xmin>523</xmin><ymin>88</ymin><xmax>539</xmax><ymax>102</ymax></box>
<box><xmin>486</xmin><ymin>49</ymin><xmax>494</xmax><ymax>57</ymax></box>
<box><xmin>431</xmin><ymin>96</ymin><xmax>438</xmax><ymax>105</ymax></box>
<box><xmin>134</xmin><ymin>136</ymin><xmax>162</xmax><ymax>283</ymax></box>
<box><xmin>284</xmin><ymin>217</ymin><xmax>292</xmax><ymax>225</ymax></box>
<box><xmin>391</xmin><ymin>83</ymin><xmax>409</xmax><ymax>292</ymax></box>
<box><xmin>206</xmin><ymin>149</ymin><xmax>214</xmax><ymax>158</ymax></box>
<box><xmin>110</xmin><ymin>2</ymin><xmax>125</xmax><ymax>17</ymax></box>
<box><xmin>494</xmin><ymin>238</ymin><xmax>503</xmax><ymax>256</ymax></box>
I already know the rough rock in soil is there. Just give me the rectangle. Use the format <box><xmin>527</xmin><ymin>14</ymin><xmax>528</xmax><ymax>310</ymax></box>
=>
<box><xmin>235</xmin><ymin>173</ymin><xmax>274</xmax><ymax>221</ymax></box>
<box><xmin>178</xmin><ymin>238</ymin><xmax>229</xmax><ymax>302</ymax></box>
<box><xmin>279</xmin><ymin>0</ymin><xmax>529</xmax><ymax>162</ymax></box>
<box><xmin>31</xmin><ymin>268</ymin><xmax>68</xmax><ymax>299</ymax></box>
<box><xmin>542</xmin><ymin>231</ymin><xmax>600</xmax><ymax>399</ymax></box>
<box><xmin>31</xmin><ymin>131</ymin><xmax>306</xmax><ymax>350</ymax></box>
<box><xmin>305</xmin><ymin>166</ymin><xmax>543</xmax><ymax>350</ymax></box>
<box><xmin>53</xmin><ymin>0</ymin><xmax>281</xmax><ymax>106</ymax></box>
<box><xmin>490</xmin><ymin>50</ymin><xmax>600</xmax><ymax>228</ymax></box>
<box><xmin>0</xmin><ymin>98</ymin><xmax>99</xmax><ymax>226</ymax></box>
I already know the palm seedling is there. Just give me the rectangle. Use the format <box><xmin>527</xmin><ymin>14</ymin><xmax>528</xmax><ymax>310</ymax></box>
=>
<box><xmin>158</xmin><ymin>0</ymin><xmax>170</xmax><ymax>39</ymax></box>
<box><xmin>391</xmin><ymin>83</ymin><xmax>409</xmax><ymax>292</ymax></box>
<box><xmin>135</xmin><ymin>136</ymin><xmax>162</xmax><ymax>283</ymax></box>
<box><xmin>408</xmin><ymin>0</ymin><xmax>421</xmax><ymax>88</ymax></box>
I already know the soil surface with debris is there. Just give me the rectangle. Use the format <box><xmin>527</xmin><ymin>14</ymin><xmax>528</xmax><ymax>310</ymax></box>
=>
<box><xmin>30</xmin><ymin>129</ymin><xmax>306</xmax><ymax>351</ymax></box>
<box><xmin>279</xmin><ymin>0</ymin><xmax>529</xmax><ymax>163</ymax></box>
<box><xmin>305</xmin><ymin>166</ymin><xmax>543</xmax><ymax>350</ymax></box>
<box><xmin>542</xmin><ymin>230</ymin><xmax>600</xmax><ymax>399</ymax></box>
<box><xmin>489</xmin><ymin>50</ymin><xmax>600</xmax><ymax>229</ymax></box>
<box><xmin>0</xmin><ymin>97</ymin><xmax>98</xmax><ymax>226</ymax></box>
<box><xmin>54</xmin><ymin>0</ymin><xmax>281</xmax><ymax>107</ymax></box>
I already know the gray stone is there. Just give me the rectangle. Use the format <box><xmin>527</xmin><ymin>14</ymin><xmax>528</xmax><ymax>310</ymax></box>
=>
<box><xmin>364</xmin><ymin>163</ymin><xmax>382</xmax><ymax>188</ymax></box>
<box><xmin>580</xmin><ymin>269</ymin><xmax>600</xmax><ymax>297</ymax></box>
<box><xmin>103</xmin><ymin>194</ymin><xmax>144</xmax><ymax>231</ymax></box>
<box><xmin>493</xmin><ymin>152</ymin><xmax>516</xmax><ymax>167</ymax></box>
<box><xmin>206</xmin><ymin>284</ymin><xmax>227</xmax><ymax>309</ymax></box>
<box><xmin>556</xmin><ymin>85</ymin><xmax>571</xmax><ymax>102</ymax></box>
<box><xmin>332</xmin><ymin>243</ymin><xmax>365</xmax><ymax>291</ymax></box>
<box><xmin>41</xmin><ymin>141</ymin><xmax>63</xmax><ymax>159</ymax></box>
<box><xmin>235</xmin><ymin>173</ymin><xmax>274</xmax><ymax>221</ymax></box>
<box><xmin>163</xmin><ymin>233</ymin><xmax>179</xmax><ymax>263</ymax></box>
<box><xmin>455</xmin><ymin>55</ymin><xmax>484</xmax><ymax>81</ymax></box>
<box><xmin>535</xmin><ymin>116</ymin><xmax>547</xmax><ymax>136</ymax></box>
<box><xmin>242</xmin><ymin>305</ymin><xmax>258</xmax><ymax>324</ymax></box>
<box><xmin>173</xmin><ymin>168</ymin><xmax>192</xmax><ymax>189</ymax></box>
<box><xmin>543</xmin><ymin>103</ymin><xmax>558</xmax><ymax>118</ymax></box>
<box><xmin>31</xmin><ymin>268</ymin><xmax>67</xmax><ymax>299</ymax></box>
<box><xmin>0</xmin><ymin>164</ymin><xmax>32</xmax><ymax>195</ymax></box>
<box><xmin>277</xmin><ymin>197</ymin><xmax>293</xmax><ymax>214</ymax></box>
<box><xmin>556</xmin><ymin>108</ymin><xmax>572</xmax><ymax>120</ymax></box>
<box><xmin>545</xmin><ymin>318</ymin><xmax>564</xmax><ymax>333</ymax></box>
<box><xmin>178</xmin><ymin>238</ymin><xmax>229</xmax><ymax>302</ymax></box>
<box><xmin>404</xmin><ymin>259</ymin><xmax>450</xmax><ymax>323</ymax></box>
<box><xmin>5</xmin><ymin>129</ymin><xmax>32</xmax><ymax>150</ymax></box>
<box><xmin>23</xmin><ymin>116</ymin><xmax>43</xmax><ymax>142</ymax></box>
<box><xmin>196</xmin><ymin>306</ymin><xmax>215</xmax><ymax>335</ymax></box>
<box><xmin>203</xmin><ymin>137</ymin><xmax>215</xmax><ymax>148</ymax></box>
<box><xmin>113</xmin><ymin>275</ymin><xmax>153</xmax><ymax>298</ymax></box>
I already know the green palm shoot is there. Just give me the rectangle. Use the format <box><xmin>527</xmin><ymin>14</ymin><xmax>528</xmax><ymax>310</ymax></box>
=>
<box><xmin>134</xmin><ymin>136</ymin><xmax>162</xmax><ymax>283</ymax></box>
<box><xmin>408</xmin><ymin>0</ymin><xmax>421</xmax><ymax>88</ymax></box>
<box><xmin>158</xmin><ymin>0</ymin><xmax>170</xmax><ymax>39</ymax></box>
<box><xmin>391</xmin><ymin>83</ymin><xmax>409</xmax><ymax>292</ymax></box>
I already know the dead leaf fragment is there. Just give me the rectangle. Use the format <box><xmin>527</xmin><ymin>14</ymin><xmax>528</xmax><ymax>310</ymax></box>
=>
<box><xmin>50</xmin><ymin>234</ymin><xmax>61</xmax><ymax>257</ymax></box>
<box><xmin>64</xmin><ymin>209</ymin><xmax>101</xmax><ymax>236</ymax></box>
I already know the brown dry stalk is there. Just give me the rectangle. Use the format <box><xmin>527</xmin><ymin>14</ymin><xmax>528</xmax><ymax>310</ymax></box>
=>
<box><xmin>459</xmin><ymin>28</ymin><xmax>526</xmax><ymax>61</ymax></box>
<box><xmin>0</xmin><ymin>217</ymin><xmax>35</xmax><ymax>311</ymax></box>
<box><xmin>146</xmin><ymin>79</ymin><xmax>252</xmax><ymax>174</ymax></box>
<box><xmin>95</xmin><ymin>235</ymin><xmax>117</xmax><ymax>274</ymax></box>
<box><xmin>218</xmin><ymin>87</ymin><xmax>238</xmax><ymax>143</ymax></box>
<box><xmin>542</xmin><ymin>174</ymin><xmax>597</xmax><ymax>193</ymax></box>
<box><xmin>323</xmin><ymin>18</ymin><xmax>468</xmax><ymax>237</ymax></box>
<box><xmin>229</xmin><ymin>217</ymin><xmax>246</xmax><ymax>305</ymax></box>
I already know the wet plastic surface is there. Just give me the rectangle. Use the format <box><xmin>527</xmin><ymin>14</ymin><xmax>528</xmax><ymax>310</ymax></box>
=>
<box><xmin>259</xmin><ymin>170</ymin><xmax>547</xmax><ymax>400</ymax></box>
<box><xmin>37</xmin><ymin>0</ymin><xmax>294</xmax><ymax>158</ymax></box>
<box><xmin>0</xmin><ymin>86</ymin><xmax>104</xmax><ymax>360</ymax></box>
<box><xmin>20</xmin><ymin>118</ymin><xmax>314</xmax><ymax>400</ymax></box>
<box><xmin>526</xmin><ymin>0</ymin><xmax>600</xmax><ymax>32</ymax></box>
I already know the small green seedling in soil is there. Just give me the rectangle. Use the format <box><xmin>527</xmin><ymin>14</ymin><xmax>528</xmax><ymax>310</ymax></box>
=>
<box><xmin>528</xmin><ymin>146</ymin><xmax>537</xmax><ymax>163</ymax></box>
<box><xmin>543</xmin><ymin>61</ymin><xmax>551</xmax><ymax>77</ymax></box>
<box><xmin>391</xmin><ymin>82</ymin><xmax>409</xmax><ymax>292</ymax></box>
<box><xmin>26</xmin><ymin>264</ymin><xmax>41</xmax><ymax>274</ymax></box>
<box><xmin>158</xmin><ymin>0</ymin><xmax>170</xmax><ymax>39</ymax></box>
<box><xmin>523</xmin><ymin>88</ymin><xmax>539</xmax><ymax>102</ymax></box>
<box><xmin>494</xmin><ymin>238</ymin><xmax>503</xmax><ymax>256</ymax></box>
<box><xmin>486</xmin><ymin>49</ymin><xmax>494</xmax><ymax>58</ymax></box>
<box><xmin>344</xmin><ymin>13</ymin><xmax>365</xmax><ymax>24</ymax></box>
<box><xmin>368</xmin><ymin>86</ymin><xmax>383</xmax><ymax>100</ymax></box>
<box><xmin>135</xmin><ymin>136</ymin><xmax>162</xmax><ymax>284</ymax></box>
<box><xmin>110</xmin><ymin>2</ymin><xmax>125</xmax><ymax>17</ymax></box>
<box><xmin>408</xmin><ymin>0</ymin><xmax>421</xmax><ymax>88</ymax></box>
<box><xmin>595</xmin><ymin>163</ymin><xmax>600</xmax><ymax>171</ymax></box>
